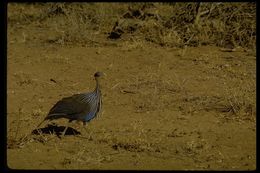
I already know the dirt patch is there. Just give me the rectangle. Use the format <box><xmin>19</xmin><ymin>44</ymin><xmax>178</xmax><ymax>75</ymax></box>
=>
<box><xmin>7</xmin><ymin>3</ymin><xmax>256</xmax><ymax>170</ymax></box>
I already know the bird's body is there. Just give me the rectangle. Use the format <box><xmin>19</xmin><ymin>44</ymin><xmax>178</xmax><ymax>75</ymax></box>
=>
<box><xmin>37</xmin><ymin>72</ymin><xmax>104</xmax><ymax>136</ymax></box>
<box><xmin>46</xmin><ymin>89</ymin><xmax>102</xmax><ymax>123</ymax></box>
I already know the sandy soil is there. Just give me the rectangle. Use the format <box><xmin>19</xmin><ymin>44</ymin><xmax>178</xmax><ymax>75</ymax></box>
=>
<box><xmin>7</xmin><ymin>5</ymin><xmax>256</xmax><ymax>170</ymax></box>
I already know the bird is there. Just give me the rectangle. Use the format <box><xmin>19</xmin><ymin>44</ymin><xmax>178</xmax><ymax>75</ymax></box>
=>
<box><xmin>36</xmin><ymin>71</ymin><xmax>104</xmax><ymax>137</ymax></box>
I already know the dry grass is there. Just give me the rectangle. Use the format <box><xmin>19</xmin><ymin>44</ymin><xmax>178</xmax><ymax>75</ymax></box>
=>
<box><xmin>7</xmin><ymin>3</ymin><xmax>256</xmax><ymax>169</ymax></box>
<box><xmin>222</xmin><ymin>83</ymin><xmax>256</xmax><ymax>121</ymax></box>
<box><xmin>8</xmin><ymin>2</ymin><xmax>256</xmax><ymax>49</ymax></box>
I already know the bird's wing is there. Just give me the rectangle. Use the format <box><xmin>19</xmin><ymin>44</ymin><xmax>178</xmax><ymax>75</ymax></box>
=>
<box><xmin>46</xmin><ymin>94</ymin><xmax>92</xmax><ymax>120</ymax></box>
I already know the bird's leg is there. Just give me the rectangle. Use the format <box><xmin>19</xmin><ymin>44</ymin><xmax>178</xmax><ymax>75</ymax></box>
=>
<box><xmin>61</xmin><ymin>126</ymin><xmax>69</xmax><ymax>137</ymax></box>
<box><xmin>81</xmin><ymin>121</ymin><xmax>89</xmax><ymax>136</ymax></box>
<box><xmin>61</xmin><ymin>121</ymin><xmax>70</xmax><ymax>137</ymax></box>
<box><xmin>82</xmin><ymin>121</ymin><xmax>87</xmax><ymax>133</ymax></box>
<box><xmin>82</xmin><ymin>122</ymin><xmax>93</xmax><ymax>140</ymax></box>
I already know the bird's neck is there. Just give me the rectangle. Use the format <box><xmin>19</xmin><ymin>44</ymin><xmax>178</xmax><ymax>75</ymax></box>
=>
<box><xmin>94</xmin><ymin>78</ymin><xmax>101</xmax><ymax>92</ymax></box>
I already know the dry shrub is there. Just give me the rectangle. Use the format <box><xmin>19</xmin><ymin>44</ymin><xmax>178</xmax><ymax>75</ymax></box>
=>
<box><xmin>222</xmin><ymin>86</ymin><xmax>256</xmax><ymax>120</ymax></box>
<box><xmin>8</xmin><ymin>2</ymin><xmax>255</xmax><ymax>49</ymax></box>
<box><xmin>141</xmin><ymin>19</ymin><xmax>182</xmax><ymax>47</ymax></box>
<box><xmin>210</xmin><ymin>2</ymin><xmax>256</xmax><ymax>48</ymax></box>
<box><xmin>164</xmin><ymin>2</ymin><xmax>255</xmax><ymax>48</ymax></box>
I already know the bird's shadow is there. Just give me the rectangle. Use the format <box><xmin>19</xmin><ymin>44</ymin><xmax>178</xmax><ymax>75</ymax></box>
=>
<box><xmin>31</xmin><ymin>123</ymin><xmax>81</xmax><ymax>137</ymax></box>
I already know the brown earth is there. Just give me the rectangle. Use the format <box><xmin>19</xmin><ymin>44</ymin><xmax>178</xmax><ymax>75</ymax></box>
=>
<box><xmin>7</xmin><ymin>3</ymin><xmax>256</xmax><ymax>170</ymax></box>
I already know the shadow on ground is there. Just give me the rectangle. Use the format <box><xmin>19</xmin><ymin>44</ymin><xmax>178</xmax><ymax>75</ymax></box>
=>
<box><xmin>31</xmin><ymin>124</ymin><xmax>81</xmax><ymax>137</ymax></box>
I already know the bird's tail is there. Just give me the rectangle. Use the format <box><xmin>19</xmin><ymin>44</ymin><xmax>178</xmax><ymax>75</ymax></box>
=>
<box><xmin>36</xmin><ymin>119</ymin><xmax>47</xmax><ymax>128</ymax></box>
<box><xmin>36</xmin><ymin>113</ymin><xmax>67</xmax><ymax>129</ymax></box>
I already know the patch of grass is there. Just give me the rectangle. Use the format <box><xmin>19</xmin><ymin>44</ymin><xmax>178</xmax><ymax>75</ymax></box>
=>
<box><xmin>222</xmin><ymin>85</ymin><xmax>256</xmax><ymax>121</ymax></box>
<box><xmin>8</xmin><ymin>2</ymin><xmax>256</xmax><ymax>49</ymax></box>
<box><xmin>61</xmin><ymin>146</ymin><xmax>113</xmax><ymax>168</ymax></box>
<box><xmin>7</xmin><ymin>135</ymin><xmax>32</xmax><ymax>149</ymax></box>
<box><xmin>7</xmin><ymin>115</ymin><xmax>35</xmax><ymax>149</ymax></box>
<box><xmin>120</xmin><ymin>38</ymin><xmax>147</xmax><ymax>51</ymax></box>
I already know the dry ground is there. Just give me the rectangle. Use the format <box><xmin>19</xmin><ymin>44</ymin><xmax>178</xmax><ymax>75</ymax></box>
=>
<box><xmin>7</xmin><ymin>3</ymin><xmax>256</xmax><ymax>170</ymax></box>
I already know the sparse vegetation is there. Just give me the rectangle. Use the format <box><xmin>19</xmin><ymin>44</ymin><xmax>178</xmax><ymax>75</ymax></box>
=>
<box><xmin>8</xmin><ymin>2</ymin><xmax>256</xmax><ymax>49</ymax></box>
<box><xmin>7</xmin><ymin>2</ymin><xmax>255</xmax><ymax>170</ymax></box>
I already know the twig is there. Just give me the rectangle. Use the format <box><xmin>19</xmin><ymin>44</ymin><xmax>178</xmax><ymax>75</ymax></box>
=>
<box><xmin>111</xmin><ymin>83</ymin><xmax>120</xmax><ymax>89</ymax></box>
<box><xmin>120</xmin><ymin>90</ymin><xmax>137</xmax><ymax>94</ymax></box>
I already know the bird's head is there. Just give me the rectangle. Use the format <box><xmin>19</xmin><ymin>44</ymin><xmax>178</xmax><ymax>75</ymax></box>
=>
<box><xmin>94</xmin><ymin>71</ymin><xmax>105</xmax><ymax>78</ymax></box>
<box><xmin>94</xmin><ymin>72</ymin><xmax>105</xmax><ymax>90</ymax></box>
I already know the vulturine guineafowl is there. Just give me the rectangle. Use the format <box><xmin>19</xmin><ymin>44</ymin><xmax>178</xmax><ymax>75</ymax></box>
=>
<box><xmin>36</xmin><ymin>72</ymin><xmax>104</xmax><ymax>136</ymax></box>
